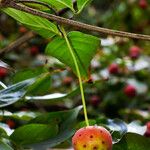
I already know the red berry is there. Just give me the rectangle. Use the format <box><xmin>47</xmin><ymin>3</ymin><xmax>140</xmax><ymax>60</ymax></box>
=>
<box><xmin>72</xmin><ymin>126</ymin><xmax>112</xmax><ymax>150</ymax></box>
<box><xmin>87</xmin><ymin>76</ymin><xmax>93</xmax><ymax>84</ymax></box>
<box><xmin>146</xmin><ymin>122</ymin><xmax>150</xmax><ymax>130</ymax></box>
<box><xmin>30</xmin><ymin>46</ymin><xmax>39</xmax><ymax>55</ymax></box>
<box><xmin>6</xmin><ymin>119</ymin><xmax>15</xmax><ymax>129</ymax></box>
<box><xmin>139</xmin><ymin>0</ymin><xmax>148</xmax><ymax>9</ymax></box>
<box><xmin>0</xmin><ymin>67</ymin><xmax>8</xmax><ymax>78</ymax></box>
<box><xmin>129</xmin><ymin>46</ymin><xmax>141</xmax><ymax>59</ymax></box>
<box><xmin>21</xmin><ymin>107</ymin><xmax>29</xmax><ymax>111</ymax></box>
<box><xmin>19</xmin><ymin>26</ymin><xmax>27</xmax><ymax>33</ymax></box>
<box><xmin>124</xmin><ymin>85</ymin><xmax>136</xmax><ymax>97</ymax></box>
<box><xmin>144</xmin><ymin>122</ymin><xmax>150</xmax><ymax>137</ymax></box>
<box><xmin>90</xmin><ymin>95</ymin><xmax>100</xmax><ymax>107</ymax></box>
<box><xmin>63</xmin><ymin>77</ymin><xmax>73</xmax><ymax>85</ymax></box>
<box><xmin>108</xmin><ymin>63</ymin><xmax>119</xmax><ymax>75</ymax></box>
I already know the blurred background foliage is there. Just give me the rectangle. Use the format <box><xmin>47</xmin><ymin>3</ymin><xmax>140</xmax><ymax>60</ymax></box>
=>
<box><xmin>0</xmin><ymin>0</ymin><xmax>150</xmax><ymax>143</ymax></box>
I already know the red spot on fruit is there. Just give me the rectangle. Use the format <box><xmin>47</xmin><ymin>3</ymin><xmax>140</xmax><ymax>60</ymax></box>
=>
<box><xmin>129</xmin><ymin>46</ymin><xmax>141</xmax><ymax>59</ymax></box>
<box><xmin>93</xmin><ymin>146</ymin><xmax>98</xmax><ymax>150</ymax></box>
<box><xmin>0</xmin><ymin>67</ymin><xmax>8</xmax><ymax>78</ymax></box>
<box><xmin>90</xmin><ymin>135</ymin><xmax>94</xmax><ymax>138</ymax></box>
<box><xmin>139</xmin><ymin>0</ymin><xmax>148</xmax><ymax>9</ymax></box>
<box><xmin>124</xmin><ymin>84</ymin><xmax>137</xmax><ymax>98</ymax></box>
<box><xmin>83</xmin><ymin>144</ymin><xmax>86</xmax><ymax>148</ymax></box>
<box><xmin>108</xmin><ymin>63</ymin><xmax>119</xmax><ymax>75</ymax></box>
<box><xmin>72</xmin><ymin>126</ymin><xmax>112</xmax><ymax>150</ymax></box>
<box><xmin>6</xmin><ymin>119</ymin><xmax>15</xmax><ymax>129</ymax></box>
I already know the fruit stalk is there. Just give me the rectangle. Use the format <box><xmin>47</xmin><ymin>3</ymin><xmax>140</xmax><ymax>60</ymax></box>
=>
<box><xmin>61</xmin><ymin>26</ymin><xmax>89</xmax><ymax>126</ymax></box>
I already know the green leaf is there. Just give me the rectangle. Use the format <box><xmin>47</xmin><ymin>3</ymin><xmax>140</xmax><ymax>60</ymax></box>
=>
<box><xmin>77</xmin><ymin>0</ymin><xmax>92</xmax><ymax>13</ymax></box>
<box><xmin>27</xmin><ymin>73</ymin><xmax>51</xmax><ymax>96</ymax></box>
<box><xmin>46</xmin><ymin>31</ymin><xmax>100</xmax><ymax>79</ymax></box>
<box><xmin>113</xmin><ymin>133</ymin><xmax>150</xmax><ymax>150</ymax></box>
<box><xmin>127</xmin><ymin>121</ymin><xmax>146</xmax><ymax>135</ymax></box>
<box><xmin>12</xmin><ymin>67</ymin><xmax>47</xmax><ymax>83</ymax></box>
<box><xmin>29</xmin><ymin>106</ymin><xmax>82</xmax><ymax>149</ymax></box>
<box><xmin>0</xmin><ymin>110</ymin><xmax>40</xmax><ymax>123</ymax></box>
<box><xmin>2</xmin><ymin>8</ymin><xmax>60</xmax><ymax>38</ymax></box>
<box><xmin>0</xmin><ymin>123</ymin><xmax>14</xmax><ymax>136</ymax></box>
<box><xmin>0</xmin><ymin>78</ymin><xmax>35</xmax><ymax>107</ymax></box>
<box><xmin>106</xmin><ymin>119</ymin><xmax>127</xmax><ymax>143</ymax></box>
<box><xmin>0</xmin><ymin>141</ymin><xmax>14</xmax><ymax>150</ymax></box>
<box><xmin>10</xmin><ymin>124</ymin><xmax>58</xmax><ymax>145</ymax></box>
<box><xmin>39</xmin><ymin>0</ymin><xmax>74</xmax><ymax>11</ymax></box>
<box><xmin>0</xmin><ymin>125</ymin><xmax>8</xmax><ymax>137</ymax></box>
<box><xmin>25</xmin><ymin>93</ymin><xmax>67</xmax><ymax>101</ymax></box>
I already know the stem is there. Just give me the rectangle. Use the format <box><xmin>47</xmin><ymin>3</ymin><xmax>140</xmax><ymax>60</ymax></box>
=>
<box><xmin>61</xmin><ymin>26</ymin><xmax>89</xmax><ymax>126</ymax></box>
<box><xmin>0</xmin><ymin>31</ymin><xmax>34</xmax><ymax>55</ymax></box>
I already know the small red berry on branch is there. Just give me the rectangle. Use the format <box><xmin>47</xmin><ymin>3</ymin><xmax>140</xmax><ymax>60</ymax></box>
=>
<box><xmin>63</xmin><ymin>76</ymin><xmax>73</xmax><ymax>86</ymax></box>
<box><xmin>108</xmin><ymin>63</ymin><xmax>119</xmax><ymax>75</ymax></box>
<box><xmin>30</xmin><ymin>46</ymin><xmax>39</xmax><ymax>55</ymax></box>
<box><xmin>139</xmin><ymin>0</ymin><xmax>148</xmax><ymax>9</ymax></box>
<box><xmin>19</xmin><ymin>26</ymin><xmax>27</xmax><ymax>33</ymax></box>
<box><xmin>144</xmin><ymin>122</ymin><xmax>150</xmax><ymax>137</ymax></box>
<box><xmin>6</xmin><ymin>119</ymin><xmax>16</xmax><ymax>129</ymax></box>
<box><xmin>129</xmin><ymin>46</ymin><xmax>141</xmax><ymax>59</ymax></box>
<box><xmin>124</xmin><ymin>84</ymin><xmax>137</xmax><ymax>97</ymax></box>
<box><xmin>90</xmin><ymin>95</ymin><xmax>101</xmax><ymax>107</ymax></box>
<box><xmin>0</xmin><ymin>67</ymin><xmax>8</xmax><ymax>78</ymax></box>
<box><xmin>72</xmin><ymin>126</ymin><xmax>112</xmax><ymax>150</ymax></box>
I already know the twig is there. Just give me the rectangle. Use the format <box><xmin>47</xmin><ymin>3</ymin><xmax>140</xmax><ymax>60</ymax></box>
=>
<box><xmin>1</xmin><ymin>0</ymin><xmax>150</xmax><ymax>41</ymax></box>
<box><xmin>0</xmin><ymin>31</ymin><xmax>34</xmax><ymax>55</ymax></box>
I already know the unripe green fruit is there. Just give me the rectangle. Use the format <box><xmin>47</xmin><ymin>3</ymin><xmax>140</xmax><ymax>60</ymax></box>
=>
<box><xmin>72</xmin><ymin>126</ymin><xmax>112</xmax><ymax>150</ymax></box>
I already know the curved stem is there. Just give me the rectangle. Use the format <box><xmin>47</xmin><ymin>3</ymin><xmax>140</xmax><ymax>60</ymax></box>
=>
<box><xmin>61</xmin><ymin>26</ymin><xmax>89</xmax><ymax>126</ymax></box>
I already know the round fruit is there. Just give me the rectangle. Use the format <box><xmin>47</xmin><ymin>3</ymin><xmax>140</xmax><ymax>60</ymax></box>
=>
<box><xmin>124</xmin><ymin>85</ymin><xmax>136</xmax><ymax>97</ymax></box>
<box><xmin>19</xmin><ymin>26</ymin><xmax>27</xmax><ymax>33</ymax></box>
<box><xmin>0</xmin><ymin>67</ymin><xmax>8</xmax><ymax>78</ymax></box>
<box><xmin>139</xmin><ymin>0</ymin><xmax>148</xmax><ymax>9</ymax></box>
<box><xmin>144</xmin><ymin>122</ymin><xmax>150</xmax><ymax>137</ymax></box>
<box><xmin>6</xmin><ymin>119</ymin><xmax>15</xmax><ymax>129</ymax></box>
<box><xmin>129</xmin><ymin>46</ymin><xmax>141</xmax><ymax>59</ymax></box>
<box><xmin>108</xmin><ymin>63</ymin><xmax>119</xmax><ymax>75</ymax></box>
<box><xmin>90</xmin><ymin>95</ymin><xmax>101</xmax><ymax>107</ymax></box>
<box><xmin>63</xmin><ymin>76</ymin><xmax>73</xmax><ymax>86</ymax></box>
<box><xmin>30</xmin><ymin>46</ymin><xmax>39</xmax><ymax>55</ymax></box>
<box><xmin>72</xmin><ymin>126</ymin><xmax>112</xmax><ymax>150</ymax></box>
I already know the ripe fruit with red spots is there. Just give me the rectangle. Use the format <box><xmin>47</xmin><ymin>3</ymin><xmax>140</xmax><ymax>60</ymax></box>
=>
<box><xmin>129</xmin><ymin>46</ymin><xmax>141</xmax><ymax>59</ymax></box>
<box><xmin>108</xmin><ymin>63</ymin><xmax>119</xmax><ymax>75</ymax></box>
<box><xmin>124</xmin><ymin>85</ymin><xmax>136</xmax><ymax>98</ymax></box>
<box><xmin>90</xmin><ymin>95</ymin><xmax>101</xmax><ymax>107</ymax></box>
<box><xmin>139</xmin><ymin>0</ymin><xmax>148</xmax><ymax>9</ymax></box>
<box><xmin>144</xmin><ymin>122</ymin><xmax>150</xmax><ymax>137</ymax></box>
<box><xmin>0</xmin><ymin>67</ymin><xmax>8</xmax><ymax>78</ymax></box>
<box><xmin>6</xmin><ymin>119</ymin><xmax>15</xmax><ymax>129</ymax></box>
<box><xmin>30</xmin><ymin>46</ymin><xmax>39</xmax><ymax>55</ymax></box>
<box><xmin>72</xmin><ymin>126</ymin><xmax>112</xmax><ymax>150</ymax></box>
